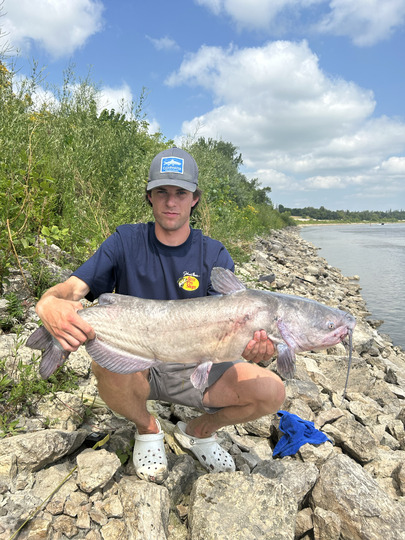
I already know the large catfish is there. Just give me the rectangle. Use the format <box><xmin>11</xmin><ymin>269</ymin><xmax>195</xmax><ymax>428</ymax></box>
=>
<box><xmin>27</xmin><ymin>267</ymin><xmax>356</xmax><ymax>391</ymax></box>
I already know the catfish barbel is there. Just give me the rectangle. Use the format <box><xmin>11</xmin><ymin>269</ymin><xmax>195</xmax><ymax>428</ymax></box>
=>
<box><xmin>26</xmin><ymin>267</ymin><xmax>356</xmax><ymax>392</ymax></box>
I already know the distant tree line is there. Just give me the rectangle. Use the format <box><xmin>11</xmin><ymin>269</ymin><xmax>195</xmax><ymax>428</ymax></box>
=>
<box><xmin>278</xmin><ymin>205</ymin><xmax>405</xmax><ymax>222</ymax></box>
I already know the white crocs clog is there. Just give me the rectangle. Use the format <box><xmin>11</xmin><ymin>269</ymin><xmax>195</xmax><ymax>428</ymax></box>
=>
<box><xmin>174</xmin><ymin>421</ymin><xmax>235</xmax><ymax>473</ymax></box>
<box><xmin>133</xmin><ymin>419</ymin><xmax>168</xmax><ymax>484</ymax></box>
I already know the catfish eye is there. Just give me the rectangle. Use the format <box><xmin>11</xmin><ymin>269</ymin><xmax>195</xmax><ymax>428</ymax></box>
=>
<box><xmin>327</xmin><ymin>321</ymin><xmax>336</xmax><ymax>330</ymax></box>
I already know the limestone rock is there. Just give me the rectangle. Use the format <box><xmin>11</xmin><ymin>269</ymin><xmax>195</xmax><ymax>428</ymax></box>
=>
<box><xmin>77</xmin><ymin>449</ymin><xmax>121</xmax><ymax>493</ymax></box>
<box><xmin>117</xmin><ymin>476</ymin><xmax>170</xmax><ymax>540</ymax></box>
<box><xmin>0</xmin><ymin>429</ymin><xmax>87</xmax><ymax>472</ymax></box>
<box><xmin>188</xmin><ymin>472</ymin><xmax>297</xmax><ymax>540</ymax></box>
<box><xmin>311</xmin><ymin>454</ymin><xmax>405</xmax><ymax>540</ymax></box>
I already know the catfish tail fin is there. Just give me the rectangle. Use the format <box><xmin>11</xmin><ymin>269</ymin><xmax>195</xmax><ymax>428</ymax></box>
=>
<box><xmin>26</xmin><ymin>326</ymin><xmax>70</xmax><ymax>379</ymax></box>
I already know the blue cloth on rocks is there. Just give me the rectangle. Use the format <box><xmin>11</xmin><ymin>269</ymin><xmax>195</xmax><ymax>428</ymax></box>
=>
<box><xmin>273</xmin><ymin>410</ymin><xmax>332</xmax><ymax>458</ymax></box>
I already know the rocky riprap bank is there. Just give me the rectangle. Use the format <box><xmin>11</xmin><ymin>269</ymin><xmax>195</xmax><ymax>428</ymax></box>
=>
<box><xmin>0</xmin><ymin>227</ymin><xmax>404</xmax><ymax>540</ymax></box>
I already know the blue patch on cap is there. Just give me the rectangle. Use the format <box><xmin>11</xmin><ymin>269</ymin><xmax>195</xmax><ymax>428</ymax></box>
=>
<box><xmin>161</xmin><ymin>157</ymin><xmax>184</xmax><ymax>174</ymax></box>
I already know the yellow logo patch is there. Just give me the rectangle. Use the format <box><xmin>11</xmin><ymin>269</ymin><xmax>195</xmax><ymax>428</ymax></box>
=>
<box><xmin>178</xmin><ymin>274</ymin><xmax>200</xmax><ymax>291</ymax></box>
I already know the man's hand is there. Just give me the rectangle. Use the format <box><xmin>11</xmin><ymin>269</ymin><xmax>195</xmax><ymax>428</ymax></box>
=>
<box><xmin>242</xmin><ymin>330</ymin><xmax>275</xmax><ymax>364</ymax></box>
<box><xmin>37</xmin><ymin>297</ymin><xmax>95</xmax><ymax>352</ymax></box>
<box><xmin>35</xmin><ymin>276</ymin><xmax>95</xmax><ymax>352</ymax></box>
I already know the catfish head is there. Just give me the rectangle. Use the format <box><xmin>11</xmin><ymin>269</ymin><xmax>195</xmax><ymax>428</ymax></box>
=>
<box><xmin>273</xmin><ymin>295</ymin><xmax>356</xmax><ymax>379</ymax></box>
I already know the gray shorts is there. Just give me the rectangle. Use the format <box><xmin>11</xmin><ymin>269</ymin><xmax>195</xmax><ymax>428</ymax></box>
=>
<box><xmin>148</xmin><ymin>360</ymin><xmax>243</xmax><ymax>414</ymax></box>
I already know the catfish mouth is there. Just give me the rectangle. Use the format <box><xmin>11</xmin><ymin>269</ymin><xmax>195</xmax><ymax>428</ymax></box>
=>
<box><xmin>325</xmin><ymin>314</ymin><xmax>356</xmax><ymax>348</ymax></box>
<box><xmin>318</xmin><ymin>324</ymin><xmax>351</xmax><ymax>348</ymax></box>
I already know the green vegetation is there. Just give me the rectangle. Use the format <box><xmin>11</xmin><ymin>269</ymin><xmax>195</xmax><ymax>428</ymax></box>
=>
<box><xmin>279</xmin><ymin>205</ymin><xmax>405</xmax><ymax>223</ymax></box>
<box><xmin>0</xmin><ymin>58</ymin><xmax>294</xmax><ymax>295</ymax></box>
<box><xmin>0</xmin><ymin>292</ymin><xmax>24</xmax><ymax>331</ymax></box>
<box><xmin>0</xmin><ymin>330</ymin><xmax>79</xmax><ymax>437</ymax></box>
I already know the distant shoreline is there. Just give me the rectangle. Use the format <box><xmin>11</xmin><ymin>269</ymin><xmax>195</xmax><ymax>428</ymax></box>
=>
<box><xmin>296</xmin><ymin>221</ymin><xmax>405</xmax><ymax>228</ymax></box>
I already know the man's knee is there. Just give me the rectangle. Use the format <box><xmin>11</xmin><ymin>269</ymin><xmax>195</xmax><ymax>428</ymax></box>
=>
<box><xmin>250</xmin><ymin>371</ymin><xmax>286</xmax><ymax>415</ymax></box>
<box><xmin>229</xmin><ymin>362</ymin><xmax>285</xmax><ymax>414</ymax></box>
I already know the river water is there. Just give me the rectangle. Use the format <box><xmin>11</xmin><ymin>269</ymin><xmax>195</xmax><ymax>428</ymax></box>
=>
<box><xmin>300</xmin><ymin>223</ymin><xmax>405</xmax><ymax>350</ymax></box>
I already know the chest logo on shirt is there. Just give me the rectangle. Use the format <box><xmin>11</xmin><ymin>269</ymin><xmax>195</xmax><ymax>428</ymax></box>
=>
<box><xmin>178</xmin><ymin>272</ymin><xmax>200</xmax><ymax>291</ymax></box>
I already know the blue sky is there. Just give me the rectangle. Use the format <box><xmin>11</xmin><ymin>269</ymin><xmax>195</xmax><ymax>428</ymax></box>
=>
<box><xmin>2</xmin><ymin>0</ymin><xmax>405</xmax><ymax>211</ymax></box>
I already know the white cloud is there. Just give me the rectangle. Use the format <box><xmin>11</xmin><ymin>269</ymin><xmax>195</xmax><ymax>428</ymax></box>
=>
<box><xmin>195</xmin><ymin>0</ymin><xmax>223</xmax><ymax>16</ymax></box>
<box><xmin>316</xmin><ymin>0</ymin><xmax>405</xmax><ymax>46</ymax></box>
<box><xmin>194</xmin><ymin>0</ymin><xmax>405</xmax><ymax>46</ymax></box>
<box><xmin>146</xmin><ymin>118</ymin><xmax>161</xmax><ymax>135</ymax></box>
<box><xmin>168</xmin><ymin>40</ymin><xmax>377</xmax><ymax>159</ymax></box>
<box><xmin>146</xmin><ymin>35</ymin><xmax>180</xmax><ymax>52</ymax></box>
<box><xmin>168</xmin><ymin>40</ymin><xmax>405</xmax><ymax>208</ymax></box>
<box><xmin>195</xmin><ymin>0</ymin><xmax>317</xmax><ymax>31</ymax></box>
<box><xmin>2</xmin><ymin>0</ymin><xmax>104</xmax><ymax>58</ymax></box>
<box><xmin>96</xmin><ymin>83</ymin><xmax>134</xmax><ymax>114</ymax></box>
<box><xmin>304</xmin><ymin>175</ymin><xmax>346</xmax><ymax>189</ymax></box>
<box><xmin>378</xmin><ymin>156</ymin><xmax>405</xmax><ymax>174</ymax></box>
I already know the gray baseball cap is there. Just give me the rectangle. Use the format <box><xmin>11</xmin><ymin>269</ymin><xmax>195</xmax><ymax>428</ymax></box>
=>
<box><xmin>147</xmin><ymin>147</ymin><xmax>198</xmax><ymax>192</ymax></box>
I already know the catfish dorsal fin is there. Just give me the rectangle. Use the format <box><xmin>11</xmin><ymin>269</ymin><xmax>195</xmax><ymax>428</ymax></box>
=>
<box><xmin>211</xmin><ymin>267</ymin><xmax>246</xmax><ymax>295</ymax></box>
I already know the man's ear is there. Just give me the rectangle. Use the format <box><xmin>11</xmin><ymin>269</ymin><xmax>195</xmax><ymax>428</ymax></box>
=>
<box><xmin>191</xmin><ymin>196</ymin><xmax>199</xmax><ymax>207</ymax></box>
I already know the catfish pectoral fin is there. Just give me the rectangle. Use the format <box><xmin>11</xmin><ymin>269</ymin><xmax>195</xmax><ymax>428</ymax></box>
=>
<box><xmin>276</xmin><ymin>343</ymin><xmax>296</xmax><ymax>379</ymax></box>
<box><xmin>190</xmin><ymin>361</ymin><xmax>213</xmax><ymax>390</ymax></box>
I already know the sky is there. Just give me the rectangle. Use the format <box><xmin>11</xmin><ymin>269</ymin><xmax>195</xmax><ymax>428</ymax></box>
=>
<box><xmin>1</xmin><ymin>0</ymin><xmax>405</xmax><ymax>212</ymax></box>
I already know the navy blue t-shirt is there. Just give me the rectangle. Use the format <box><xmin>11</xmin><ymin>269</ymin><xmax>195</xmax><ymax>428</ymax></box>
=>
<box><xmin>72</xmin><ymin>222</ymin><xmax>234</xmax><ymax>301</ymax></box>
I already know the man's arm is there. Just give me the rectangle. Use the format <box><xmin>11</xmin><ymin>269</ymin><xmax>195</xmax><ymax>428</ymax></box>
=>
<box><xmin>242</xmin><ymin>330</ymin><xmax>275</xmax><ymax>363</ymax></box>
<box><xmin>35</xmin><ymin>276</ymin><xmax>95</xmax><ymax>351</ymax></box>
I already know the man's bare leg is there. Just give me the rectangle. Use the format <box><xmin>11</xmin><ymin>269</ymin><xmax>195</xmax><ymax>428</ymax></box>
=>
<box><xmin>186</xmin><ymin>362</ymin><xmax>285</xmax><ymax>438</ymax></box>
<box><xmin>92</xmin><ymin>361</ymin><xmax>285</xmax><ymax>437</ymax></box>
<box><xmin>91</xmin><ymin>363</ymin><xmax>158</xmax><ymax>433</ymax></box>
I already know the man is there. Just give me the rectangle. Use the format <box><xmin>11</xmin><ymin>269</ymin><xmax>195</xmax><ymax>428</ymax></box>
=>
<box><xmin>35</xmin><ymin>147</ymin><xmax>285</xmax><ymax>483</ymax></box>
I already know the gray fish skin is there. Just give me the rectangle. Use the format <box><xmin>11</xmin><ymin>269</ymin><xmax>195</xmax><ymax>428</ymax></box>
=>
<box><xmin>26</xmin><ymin>267</ymin><xmax>356</xmax><ymax>387</ymax></box>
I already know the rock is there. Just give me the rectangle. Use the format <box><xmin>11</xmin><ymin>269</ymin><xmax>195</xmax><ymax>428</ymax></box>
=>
<box><xmin>188</xmin><ymin>472</ymin><xmax>297</xmax><ymax>539</ymax></box>
<box><xmin>0</xmin><ymin>429</ymin><xmax>87</xmax><ymax>472</ymax></box>
<box><xmin>295</xmin><ymin>507</ymin><xmax>313</xmax><ymax>539</ymax></box>
<box><xmin>117</xmin><ymin>476</ymin><xmax>170</xmax><ymax>539</ymax></box>
<box><xmin>322</xmin><ymin>414</ymin><xmax>378</xmax><ymax>463</ymax></box>
<box><xmin>298</xmin><ymin>441</ymin><xmax>335</xmax><ymax>468</ymax></box>
<box><xmin>258</xmin><ymin>273</ymin><xmax>275</xmax><ymax>284</ymax></box>
<box><xmin>76</xmin><ymin>449</ymin><xmax>121</xmax><ymax>493</ymax></box>
<box><xmin>313</xmin><ymin>507</ymin><xmax>341</xmax><ymax>540</ymax></box>
<box><xmin>253</xmin><ymin>459</ymin><xmax>319</xmax><ymax>507</ymax></box>
<box><xmin>311</xmin><ymin>454</ymin><xmax>405</xmax><ymax>540</ymax></box>
<box><xmin>164</xmin><ymin>454</ymin><xmax>199</xmax><ymax>507</ymax></box>
<box><xmin>364</xmin><ymin>448</ymin><xmax>405</xmax><ymax>498</ymax></box>
<box><xmin>33</xmin><ymin>462</ymin><xmax>78</xmax><ymax>506</ymax></box>
<box><xmin>35</xmin><ymin>391</ymin><xmax>87</xmax><ymax>431</ymax></box>
<box><xmin>397</xmin><ymin>462</ymin><xmax>405</xmax><ymax>496</ymax></box>
<box><xmin>229</xmin><ymin>431</ymin><xmax>273</xmax><ymax>462</ymax></box>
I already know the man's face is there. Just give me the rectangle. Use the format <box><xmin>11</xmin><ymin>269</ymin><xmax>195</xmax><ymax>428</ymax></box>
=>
<box><xmin>148</xmin><ymin>185</ymin><xmax>198</xmax><ymax>232</ymax></box>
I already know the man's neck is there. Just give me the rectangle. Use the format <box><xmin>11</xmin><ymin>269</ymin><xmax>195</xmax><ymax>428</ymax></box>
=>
<box><xmin>154</xmin><ymin>222</ymin><xmax>191</xmax><ymax>246</ymax></box>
